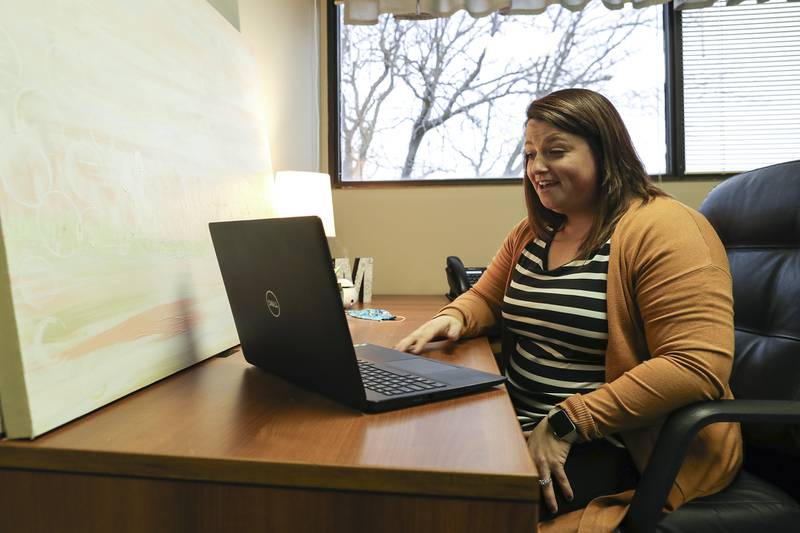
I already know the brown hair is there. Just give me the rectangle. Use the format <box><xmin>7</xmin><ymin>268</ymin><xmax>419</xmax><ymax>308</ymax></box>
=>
<box><xmin>524</xmin><ymin>88</ymin><xmax>667</xmax><ymax>258</ymax></box>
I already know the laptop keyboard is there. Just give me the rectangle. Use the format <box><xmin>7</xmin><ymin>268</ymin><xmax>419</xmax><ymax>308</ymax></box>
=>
<box><xmin>357</xmin><ymin>360</ymin><xmax>447</xmax><ymax>396</ymax></box>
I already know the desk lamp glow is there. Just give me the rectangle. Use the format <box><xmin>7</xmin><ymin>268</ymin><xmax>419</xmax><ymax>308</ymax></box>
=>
<box><xmin>273</xmin><ymin>171</ymin><xmax>336</xmax><ymax>237</ymax></box>
<box><xmin>273</xmin><ymin>171</ymin><xmax>355</xmax><ymax>307</ymax></box>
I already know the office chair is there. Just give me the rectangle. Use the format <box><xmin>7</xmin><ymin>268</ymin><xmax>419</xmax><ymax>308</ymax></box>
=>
<box><xmin>621</xmin><ymin>160</ymin><xmax>800</xmax><ymax>533</ymax></box>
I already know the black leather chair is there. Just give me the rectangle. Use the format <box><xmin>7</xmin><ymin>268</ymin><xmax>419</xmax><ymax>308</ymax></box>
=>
<box><xmin>621</xmin><ymin>160</ymin><xmax>800</xmax><ymax>533</ymax></box>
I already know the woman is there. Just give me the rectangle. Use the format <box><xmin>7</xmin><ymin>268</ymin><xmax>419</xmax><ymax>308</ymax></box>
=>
<box><xmin>396</xmin><ymin>89</ymin><xmax>742</xmax><ymax>532</ymax></box>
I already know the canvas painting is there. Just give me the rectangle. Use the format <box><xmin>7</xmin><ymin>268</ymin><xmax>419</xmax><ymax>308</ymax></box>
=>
<box><xmin>0</xmin><ymin>0</ymin><xmax>273</xmax><ymax>438</ymax></box>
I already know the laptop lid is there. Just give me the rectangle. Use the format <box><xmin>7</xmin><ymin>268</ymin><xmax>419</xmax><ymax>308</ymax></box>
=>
<box><xmin>209</xmin><ymin>216</ymin><xmax>367</xmax><ymax>410</ymax></box>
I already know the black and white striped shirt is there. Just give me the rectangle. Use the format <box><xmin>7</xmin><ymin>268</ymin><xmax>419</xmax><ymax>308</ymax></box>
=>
<box><xmin>501</xmin><ymin>235</ymin><xmax>612</xmax><ymax>436</ymax></box>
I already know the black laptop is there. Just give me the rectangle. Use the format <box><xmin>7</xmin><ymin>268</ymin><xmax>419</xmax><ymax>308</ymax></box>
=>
<box><xmin>208</xmin><ymin>216</ymin><xmax>505</xmax><ymax>412</ymax></box>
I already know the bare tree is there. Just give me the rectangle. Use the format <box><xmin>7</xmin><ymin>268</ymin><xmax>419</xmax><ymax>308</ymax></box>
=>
<box><xmin>340</xmin><ymin>17</ymin><xmax>408</xmax><ymax>180</ymax></box>
<box><xmin>340</xmin><ymin>3</ymin><xmax>652</xmax><ymax>180</ymax></box>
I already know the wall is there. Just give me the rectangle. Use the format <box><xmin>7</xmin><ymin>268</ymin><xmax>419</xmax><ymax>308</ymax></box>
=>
<box><xmin>239</xmin><ymin>1</ymin><xmax>723</xmax><ymax>296</ymax></box>
<box><xmin>331</xmin><ymin>179</ymin><xmax>720</xmax><ymax>295</ymax></box>
<box><xmin>238</xmin><ymin>0</ymin><xmax>319</xmax><ymax>173</ymax></box>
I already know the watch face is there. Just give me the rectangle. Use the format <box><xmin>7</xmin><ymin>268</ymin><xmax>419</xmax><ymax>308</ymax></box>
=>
<box><xmin>549</xmin><ymin>409</ymin><xmax>575</xmax><ymax>437</ymax></box>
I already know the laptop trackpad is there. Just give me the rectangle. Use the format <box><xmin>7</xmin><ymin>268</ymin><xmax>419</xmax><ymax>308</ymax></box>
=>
<box><xmin>388</xmin><ymin>358</ymin><xmax>458</xmax><ymax>375</ymax></box>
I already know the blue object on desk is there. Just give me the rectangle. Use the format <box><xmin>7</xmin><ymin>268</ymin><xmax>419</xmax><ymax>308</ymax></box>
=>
<box><xmin>347</xmin><ymin>308</ymin><xmax>396</xmax><ymax>321</ymax></box>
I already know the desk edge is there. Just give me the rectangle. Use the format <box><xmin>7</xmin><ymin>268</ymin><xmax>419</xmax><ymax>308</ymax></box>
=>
<box><xmin>0</xmin><ymin>445</ymin><xmax>539</xmax><ymax>501</ymax></box>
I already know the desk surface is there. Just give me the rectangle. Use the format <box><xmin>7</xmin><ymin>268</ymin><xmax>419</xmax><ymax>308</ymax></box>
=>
<box><xmin>0</xmin><ymin>296</ymin><xmax>538</xmax><ymax>502</ymax></box>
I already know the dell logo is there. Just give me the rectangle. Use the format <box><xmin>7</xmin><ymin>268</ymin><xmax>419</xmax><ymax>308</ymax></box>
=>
<box><xmin>265</xmin><ymin>290</ymin><xmax>281</xmax><ymax>317</ymax></box>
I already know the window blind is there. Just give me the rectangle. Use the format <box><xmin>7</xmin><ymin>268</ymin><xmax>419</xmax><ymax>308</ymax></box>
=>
<box><xmin>682</xmin><ymin>0</ymin><xmax>800</xmax><ymax>173</ymax></box>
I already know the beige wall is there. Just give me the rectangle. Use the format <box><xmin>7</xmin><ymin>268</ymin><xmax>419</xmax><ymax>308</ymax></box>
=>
<box><xmin>238</xmin><ymin>0</ymin><xmax>319</xmax><ymax>173</ymax></box>
<box><xmin>238</xmin><ymin>0</ymin><xmax>724</xmax><ymax>296</ymax></box>
<box><xmin>330</xmin><ymin>180</ymin><xmax>721</xmax><ymax>295</ymax></box>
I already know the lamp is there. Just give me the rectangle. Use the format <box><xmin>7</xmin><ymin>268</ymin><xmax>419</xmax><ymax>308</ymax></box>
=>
<box><xmin>273</xmin><ymin>171</ymin><xmax>336</xmax><ymax>237</ymax></box>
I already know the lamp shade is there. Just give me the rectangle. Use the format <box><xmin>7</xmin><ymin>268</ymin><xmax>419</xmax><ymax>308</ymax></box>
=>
<box><xmin>273</xmin><ymin>171</ymin><xmax>336</xmax><ymax>237</ymax></box>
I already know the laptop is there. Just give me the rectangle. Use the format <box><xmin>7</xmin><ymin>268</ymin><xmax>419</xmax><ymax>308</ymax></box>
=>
<box><xmin>209</xmin><ymin>216</ymin><xmax>506</xmax><ymax>412</ymax></box>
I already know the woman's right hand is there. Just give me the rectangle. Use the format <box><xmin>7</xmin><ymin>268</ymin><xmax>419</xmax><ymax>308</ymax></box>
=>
<box><xmin>394</xmin><ymin>315</ymin><xmax>463</xmax><ymax>354</ymax></box>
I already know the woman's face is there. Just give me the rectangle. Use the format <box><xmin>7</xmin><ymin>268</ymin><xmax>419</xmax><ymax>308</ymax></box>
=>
<box><xmin>524</xmin><ymin>119</ymin><xmax>600</xmax><ymax>220</ymax></box>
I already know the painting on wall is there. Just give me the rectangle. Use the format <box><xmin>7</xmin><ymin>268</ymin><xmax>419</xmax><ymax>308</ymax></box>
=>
<box><xmin>0</xmin><ymin>0</ymin><xmax>273</xmax><ymax>438</ymax></box>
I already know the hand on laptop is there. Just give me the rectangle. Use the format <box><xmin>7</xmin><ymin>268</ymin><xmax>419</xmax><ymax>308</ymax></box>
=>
<box><xmin>395</xmin><ymin>315</ymin><xmax>463</xmax><ymax>354</ymax></box>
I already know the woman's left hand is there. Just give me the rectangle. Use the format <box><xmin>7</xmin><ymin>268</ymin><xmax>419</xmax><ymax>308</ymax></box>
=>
<box><xmin>527</xmin><ymin>418</ymin><xmax>574</xmax><ymax>514</ymax></box>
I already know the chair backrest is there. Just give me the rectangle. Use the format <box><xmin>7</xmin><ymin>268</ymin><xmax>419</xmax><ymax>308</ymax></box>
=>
<box><xmin>699</xmin><ymin>159</ymin><xmax>800</xmax><ymax>499</ymax></box>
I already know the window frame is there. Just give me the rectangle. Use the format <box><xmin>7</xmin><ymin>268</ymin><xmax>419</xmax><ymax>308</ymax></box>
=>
<box><xmin>326</xmin><ymin>0</ymin><xmax>740</xmax><ymax>187</ymax></box>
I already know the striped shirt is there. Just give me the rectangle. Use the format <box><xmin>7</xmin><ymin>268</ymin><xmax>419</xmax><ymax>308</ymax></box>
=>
<box><xmin>501</xmin><ymin>235</ymin><xmax>619</xmax><ymax>445</ymax></box>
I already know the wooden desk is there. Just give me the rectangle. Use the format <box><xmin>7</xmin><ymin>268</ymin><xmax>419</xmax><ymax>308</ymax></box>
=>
<box><xmin>0</xmin><ymin>296</ymin><xmax>538</xmax><ymax>532</ymax></box>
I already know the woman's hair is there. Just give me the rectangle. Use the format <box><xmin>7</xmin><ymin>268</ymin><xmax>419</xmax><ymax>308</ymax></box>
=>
<box><xmin>523</xmin><ymin>88</ymin><xmax>667</xmax><ymax>258</ymax></box>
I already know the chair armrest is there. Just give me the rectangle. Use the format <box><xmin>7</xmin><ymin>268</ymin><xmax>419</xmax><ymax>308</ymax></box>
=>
<box><xmin>621</xmin><ymin>399</ymin><xmax>800</xmax><ymax>533</ymax></box>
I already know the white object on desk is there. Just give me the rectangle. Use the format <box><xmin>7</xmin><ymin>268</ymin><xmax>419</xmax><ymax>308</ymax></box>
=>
<box><xmin>337</xmin><ymin>278</ymin><xmax>357</xmax><ymax>308</ymax></box>
<box><xmin>334</xmin><ymin>257</ymin><xmax>374</xmax><ymax>304</ymax></box>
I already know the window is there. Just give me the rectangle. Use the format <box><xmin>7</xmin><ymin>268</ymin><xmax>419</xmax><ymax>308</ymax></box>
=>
<box><xmin>328</xmin><ymin>0</ymin><xmax>800</xmax><ymax>183</ymax></box>
<box><xmin>680</xmin><ymin>1</ymin><xmax>800</xmax><ymax>173</ymax></box>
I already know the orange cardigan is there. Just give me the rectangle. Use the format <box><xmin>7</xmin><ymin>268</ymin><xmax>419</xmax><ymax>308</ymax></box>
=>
<box><xmin>438</xmin><ymin>197</ymin><xmax>743</xmax><ymax>532</ymax></box>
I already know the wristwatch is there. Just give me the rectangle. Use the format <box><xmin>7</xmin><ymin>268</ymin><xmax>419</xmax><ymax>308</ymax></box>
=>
<box><xmin>547</xmin><ymin>407</ymin><xmax>579</xmax><ymax>443</ymax></box>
